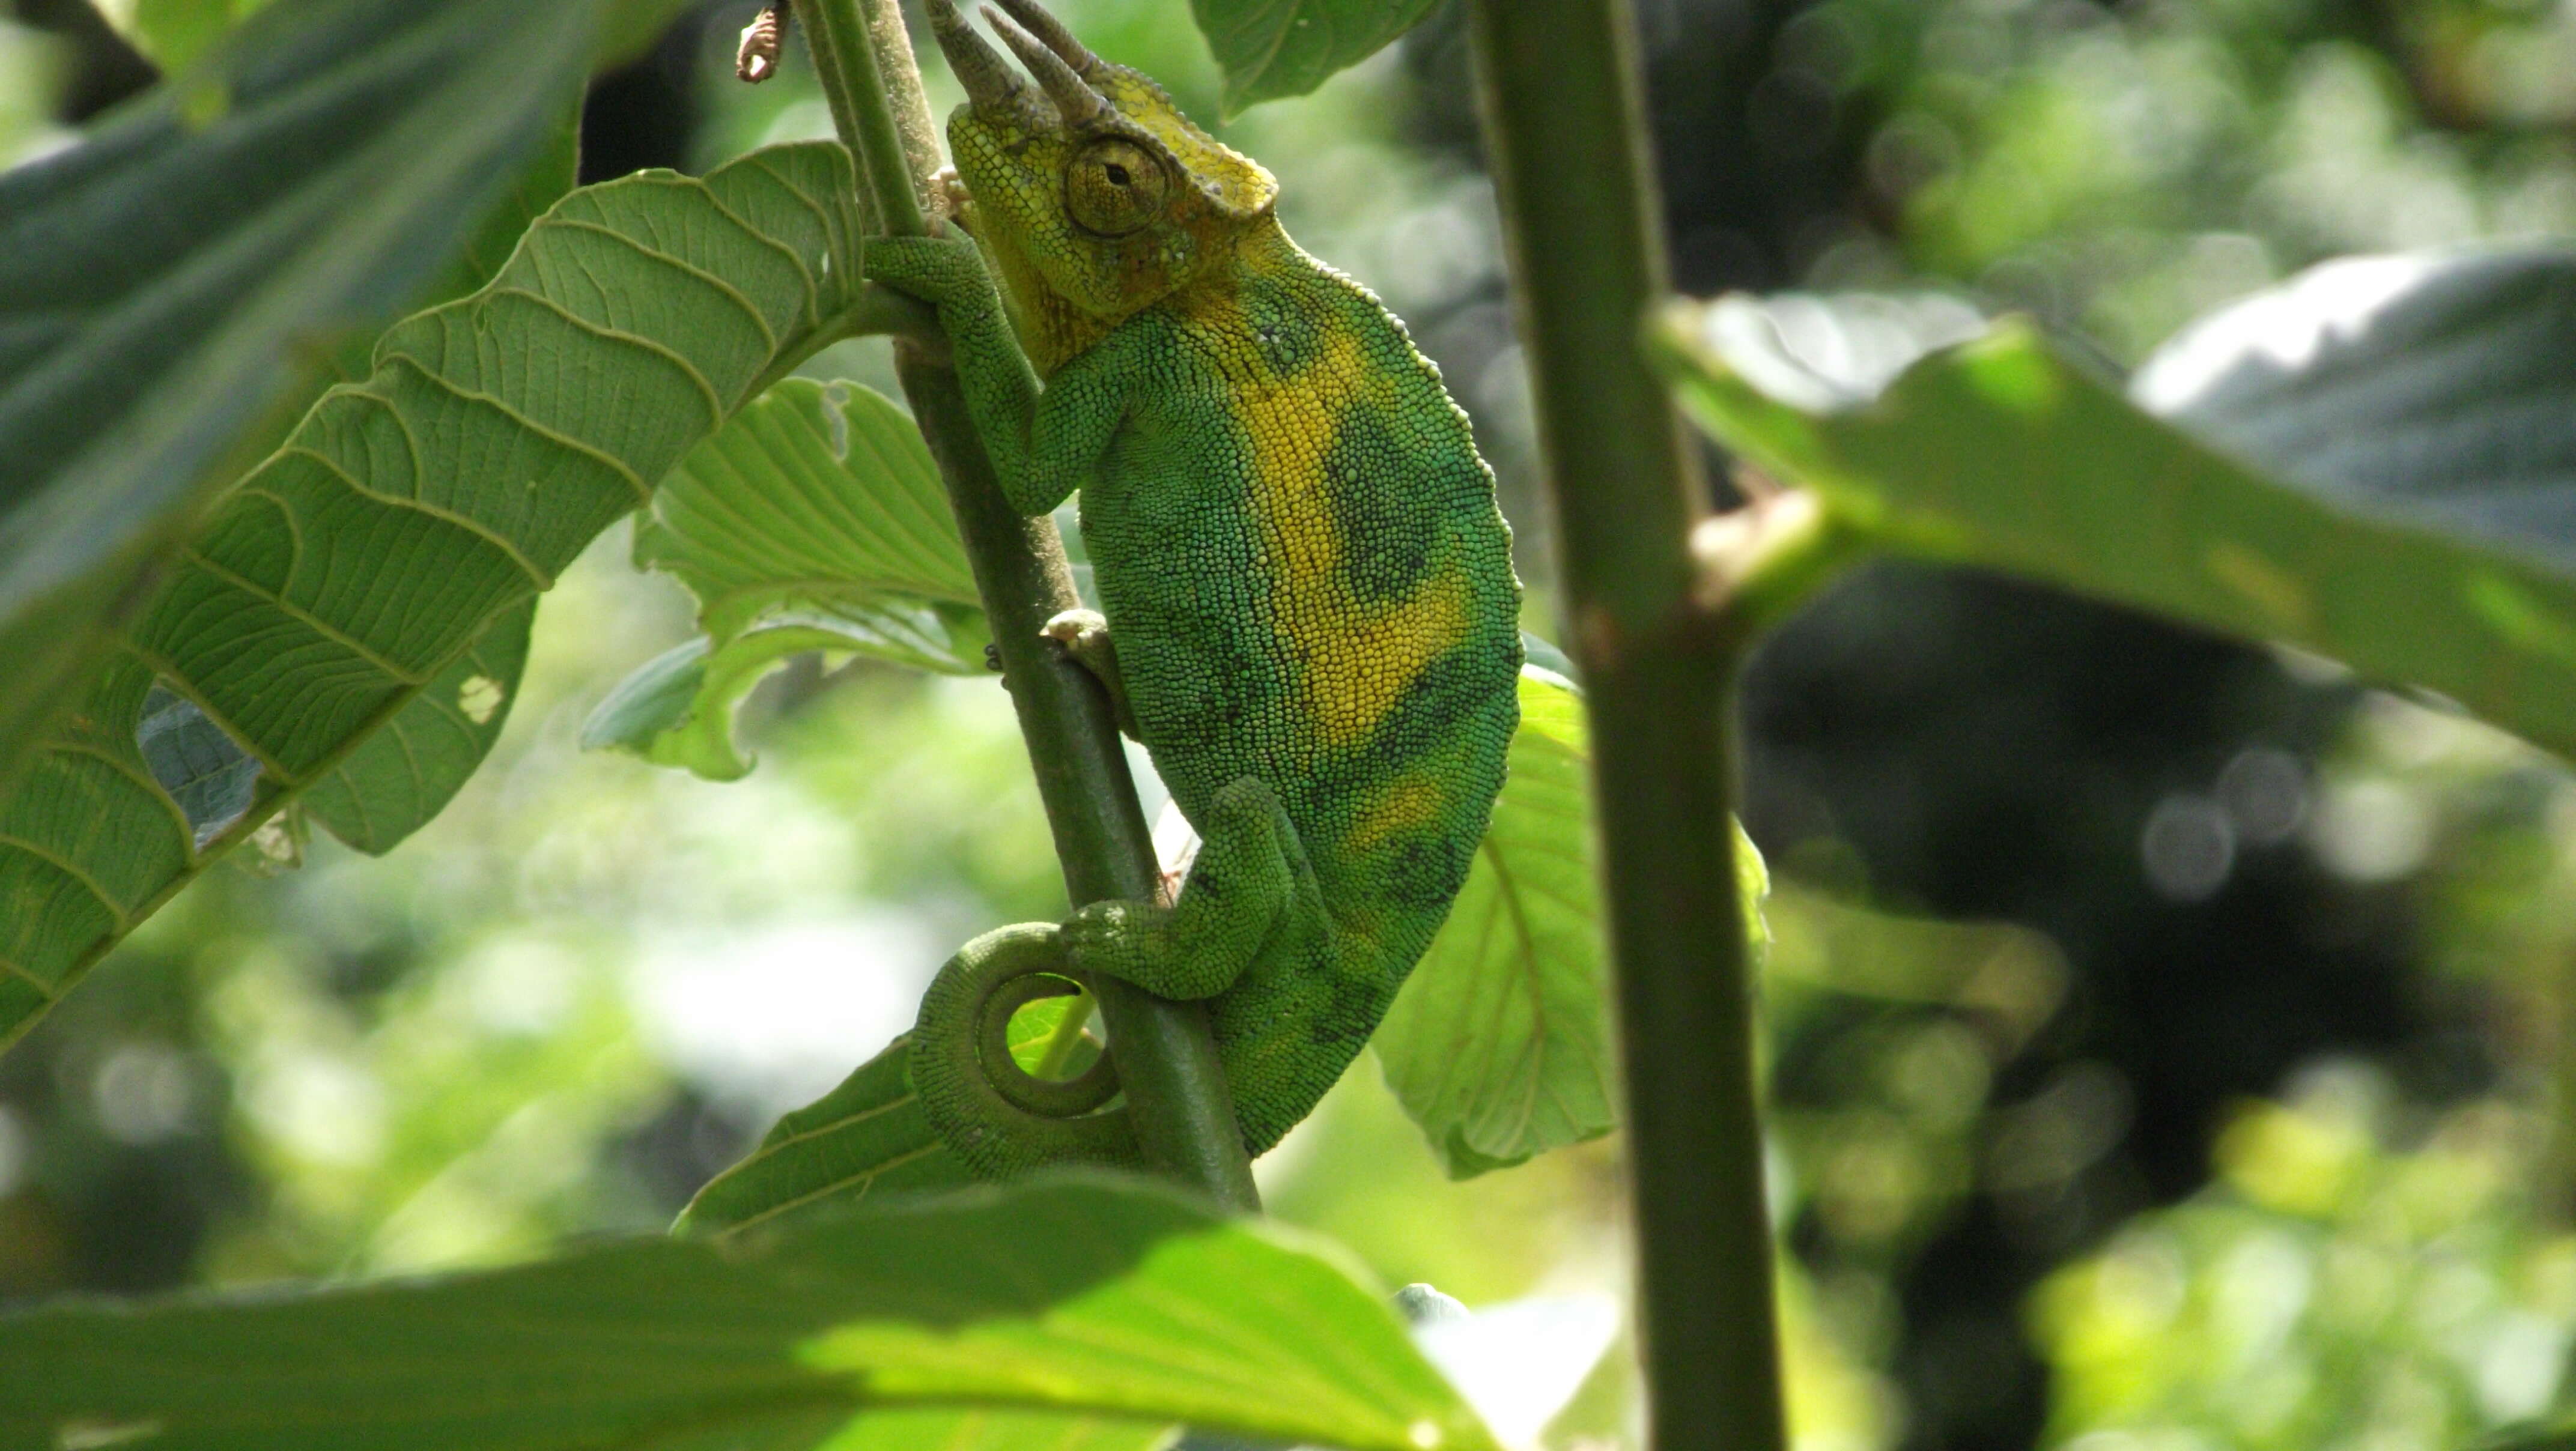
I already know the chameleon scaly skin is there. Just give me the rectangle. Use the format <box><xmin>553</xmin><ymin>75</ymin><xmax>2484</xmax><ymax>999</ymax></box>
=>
<box><xmin>875</xmin><ymin>0</ymin><xmax>1520</xmax><ymax>1177</ymax></box>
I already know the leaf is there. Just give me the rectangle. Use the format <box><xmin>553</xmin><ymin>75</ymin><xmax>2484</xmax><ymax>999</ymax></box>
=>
<box><xmin>1373</xmin><ymin>668</ymin><xmax>1601</xmax><ymax>1178</ymax></box>
<box><xmin>0</xmin><ymin>1175</ymin><xmax>1497</xmax><ymax>1451</ymax></box>
<box><xmin>1656</xmin><ymin>258</ymin><xmax>2576</xmax><ymax>762</ymax></box>
<box><xmin>678</xmin><ymin>995</ymin><xmax>1101</xmax><ymax>1236</ymax></box>
<box><xmin>94</xmin><ymin>0</ymin><xmax>700</xmax><ymax>77</ymax></box>
<box><xmin>590</xmin><ymin>377</ymin><xmax>991</xmax><ymax>781</ymax></box>
<box><xmin>1190</xmin><ymin>0</ymin><xmax>1442</xmax><ymax>115</ymax></box>
<box><xmin>88</xmin><ymin>0</ymin><xmax>278</xmax><ymax>74</ymax></box>
<box><xmin>0</xmin><ymin>0</ymin><xmax>599</xmax><ymax>800</ymax></box>
<box><xmin>0</xmin><ymin>140</ymin><xmax>872</xmax><ymax>1052</ymax></box>
<box><xmin>1373</xmin><ymin>667</ymin><xmax>1770</xmax><ymax>1178</ymax></box>
<box><xmin>2133</xmin><ymin>250</ymin><xmax>2576</xmax><ymax>574</ymax></box>
<box><xmin>675</xmin><ymin>1035</ymin><xmax>967</xmax><ymax>1237</ymax></box>
<box><xmin>822</xmin><ymin>1413</ymin><xmax>1164</xmax><ymax>1451</ymax></box>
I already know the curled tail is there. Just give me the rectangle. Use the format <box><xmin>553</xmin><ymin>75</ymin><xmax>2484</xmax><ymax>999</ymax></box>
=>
<box><xmin>909</xmin><ymin>922</ymin><xmax>1148</xmax><ymax>1178</ymax></box>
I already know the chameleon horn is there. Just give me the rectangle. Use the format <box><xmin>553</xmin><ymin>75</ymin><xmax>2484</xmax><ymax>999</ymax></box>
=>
<box><xmin>987</xmin><ymin>0</ymin><xmax>1104</xmax><ymax>77</ymax></box>
<box><xmin>984</xmin><ymin>6</ymin><xmax>1108</xmax><ymax>126</ymax></box>
<box><xmin>923</xmin><ymin>0</ymin><xmax>1026</xmax><ymax>111</ymax></box>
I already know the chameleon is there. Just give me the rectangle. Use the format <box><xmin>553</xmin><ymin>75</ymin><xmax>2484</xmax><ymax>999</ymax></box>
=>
<box><xmin>867</xmin><ymin>0</ymin><xmax>1522</xmax><ymax>1178</ymax></box>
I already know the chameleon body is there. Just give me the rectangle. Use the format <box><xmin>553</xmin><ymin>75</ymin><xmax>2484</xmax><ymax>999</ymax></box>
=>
<box><xmin>872</xmin><ymin>0</ymin><xmax>1520</xmax><ymax>1177</ymax></box>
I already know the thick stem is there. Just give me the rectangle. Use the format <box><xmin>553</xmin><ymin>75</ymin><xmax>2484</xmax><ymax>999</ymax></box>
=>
<box><xmin>1465</xmin><ymin>2</ymin><xmax>1788</xmax><ymax>1449</ymax></box>
<box><xmin>801</xmin><ymin>0</ymin><xmax>1260</xmax><ymax>1211</ymax></box>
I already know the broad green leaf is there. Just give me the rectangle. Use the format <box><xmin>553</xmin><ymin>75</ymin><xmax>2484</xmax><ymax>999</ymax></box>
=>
<box><xmin>93</xmin><ymin>0</ymin><xmax>697</xmax><ymax>76</ymax></box>
<box><xmin>0</xmin><ymin>0</ymin><xmax>599</xmax><ymax>802</ymax></box>
<box><xmin>0</xmin><ymin>141</ymin><xmax>872</xmax><ymax>1052</ymax></box>
<box><xmin>636</xmin><ymin>1408</ymin><xmax>1162</xmax><ymax>1451</ymax></box>
<box><xmin>676</xmin><ymin>1035</ymin><xmax>968</xmax><ymax>1237</ymax></box>
<box><xmin>1374</xmin><ymin>668</ymin><xmax>1603</xmax><ymax>1178</ymax></box>
<box><xmin>822</xmin><ymin>1413</ymin><xmax>1162</xmax><ymax>1451</ymax></box>
<box><xmin>2133</xmin><ymin>250</ymin><xmax>2576</xmax><ymax>574</ymax></box>
<box><xmin>88</xmin><ymin>0</ymin><xmax>277</xmax><ymax>74</ymax></box>
<box><xmin>589</xmin><ymin>378</ymin><xmax>990</xmax><ymax>780</ymax></box>
<box><xmin>1657</xmin><ymin>260</ymin><xmax>2576</xmax><ymax>762</ymax></box>
<box><xmin>678</xmin><ymin>998</ymin><xmax>1101</xmax><ymax>1236</ymax></box>
<box><xmin>0</xmin><ymin>1175</ymin><xmax>1496</xmax><ymax>1451</ymax></box>
<box><xmin>1373</xmin><ymin>667</ymin><xmax>1770</xmax><ymax>1178</ymax></box>
<box><xmin>1191</xmin><ymin>0</ymin><xmax>1441</xmax><ymax>114</ymax></box>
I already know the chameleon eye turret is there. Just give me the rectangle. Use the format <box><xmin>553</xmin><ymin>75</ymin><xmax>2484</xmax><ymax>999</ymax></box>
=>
<box><xmin>1065</xmin><ymin>139</ymin><xmax>1168</xmax><ymax>235</ymax></box>
<box><xmin>866</xmin><ymin>0</ymin><xmax>1523</xmax><ymax>1180</ymax></box>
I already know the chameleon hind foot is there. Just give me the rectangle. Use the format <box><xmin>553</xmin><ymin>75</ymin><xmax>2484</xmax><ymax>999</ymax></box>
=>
<box><xmin>1062</xmin><ymin>775</ymin><xmax>1330</xmax><ymax>1002</ymax></box>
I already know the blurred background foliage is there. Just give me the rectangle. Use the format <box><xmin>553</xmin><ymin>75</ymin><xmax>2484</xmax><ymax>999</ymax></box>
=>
<box><xmin>1</xmin><ymin>0</ymin><xmax>2573</xmax><ymax>1448</ymax></box>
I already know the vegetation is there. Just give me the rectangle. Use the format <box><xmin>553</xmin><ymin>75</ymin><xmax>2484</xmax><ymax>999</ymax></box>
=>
<box><xmin>1</xmin><ymin>0</ymin><xmax>2573</xmax><ymax>1448</ymax></box>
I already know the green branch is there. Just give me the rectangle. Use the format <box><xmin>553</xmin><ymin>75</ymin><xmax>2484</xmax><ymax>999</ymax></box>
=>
<box><xmin>1463</xmin><ymin>1</ymin><xmax>1789</xmax><ymax>1447</ymax></box>
<box><xmin>797</xmin><ymin>0</ymin><xmax>1260</xmax><ymax>1211</ymax></box>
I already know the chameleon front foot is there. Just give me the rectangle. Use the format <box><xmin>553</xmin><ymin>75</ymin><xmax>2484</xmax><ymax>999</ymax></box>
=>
<box><xmin>1042</xmin><ymin>608</ymin><xmax>1138</xmax><ymax>738</ymax></box>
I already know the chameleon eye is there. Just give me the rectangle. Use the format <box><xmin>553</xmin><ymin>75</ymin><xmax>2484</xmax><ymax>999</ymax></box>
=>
<box><xmin>1065</xmin><ymin>139</ymin><xmax>1168</xmax><ymax>237</ymax></box>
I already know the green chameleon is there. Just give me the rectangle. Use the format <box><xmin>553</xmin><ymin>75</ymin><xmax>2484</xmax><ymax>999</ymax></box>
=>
<box><xmin>868</xmin><ymin>0</ymin><xmax>1522</xmax><ymax>1178</ymax></box>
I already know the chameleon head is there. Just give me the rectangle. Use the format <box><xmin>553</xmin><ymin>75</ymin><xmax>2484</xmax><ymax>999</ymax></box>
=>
<box><xmin>921</xmin><ymin>0</ymin><xmax>1278</xmax><ymax>368</ymax></box>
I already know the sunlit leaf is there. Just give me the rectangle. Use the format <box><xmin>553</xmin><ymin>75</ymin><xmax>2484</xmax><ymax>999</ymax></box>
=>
<box><xmin>93</xmin><ymin>0</ymin><xmax>699</xmax><ymax>77</ymax></box>
<box><xmin>2134</xmin><ymin>249</ymin><xmax>2576</xmax><ymax>574</ymax></box>
<box><xmin>0</xmin><ymin>140</ymin><xmax>873</xmax><ymax>1052</ymax></box>
<box><xmin>87</xmin><ymin>0</ymin><xmax>276</xmax><ymax>74</ymax></box>
<box><xmin>0</xmin><ymin>0</ymin><xmax>597</xmax><ymax>804</ymax></box>
<box><xmin>1191</xmin><ymin>0</ymin><xmax>1442</xmax><ymax>114</ymax></box>
<box><xmin>589</xmin><ymin>377</ymin><xmax>991</xmax><ymax>780</ymax></box>
<box><xmin>679</xmin><ymin>996</ymin><xmax>1102</xmax><ymax>1237</ymax></box>
<box><xmin>0</xmin><ymin>1176</ymin><xmax>1497</xmax><ymax>1451</ymax></box>
<box><xmin>1657</xmin><ymin>252</ymin><xmax>2576</xmax><ymax>762</ymax></box>
<box><xmin>676</xmin><ymin>1035</ymin><xmax>967</xmax><ymax>1237</ymax></box>
<box><xmin>1373</xmin><ymin>666</ymin><xmax>1769</xmax><ymax>1177</ymax></box>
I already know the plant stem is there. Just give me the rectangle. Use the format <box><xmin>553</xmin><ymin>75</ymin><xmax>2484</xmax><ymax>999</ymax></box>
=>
<box><xmin>1034</xmin><ymin>992</ymin><xmax>1099</xmax><ymax>1080</ymax></box>
<box><xmin>800</xmin><ymin>0</ymin><xmax>1260</xmax><ymax>1211</ymax></box>
<box><xmin>1465</xmin><ymin>2</ymin><xmax>1788</xmax><ymax>1449</ymax></box>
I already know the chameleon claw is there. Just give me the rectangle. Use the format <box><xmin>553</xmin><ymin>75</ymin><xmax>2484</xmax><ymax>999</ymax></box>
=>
<box><xmin>1043</xmin><ymin>609</ymin><xmax>1139</xmax><ymax>739</ymax></box>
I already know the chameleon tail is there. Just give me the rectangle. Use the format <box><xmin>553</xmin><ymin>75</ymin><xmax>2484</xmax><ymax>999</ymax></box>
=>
<box><xmin>909</xmin><ymin>922</ymin><xmax>1147</xmax><ymax>1178</ymax></box>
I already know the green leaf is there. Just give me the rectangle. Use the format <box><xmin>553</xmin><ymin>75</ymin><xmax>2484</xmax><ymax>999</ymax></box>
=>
<box><xmin>675</xmin><ymin>1035</ymin><xmax>967</xmax><ymax>1237</ymax></box>
<box><xmin>2134</xmin><ymin>250</ymin><xmax>2576</xmax><ymax>574</ymax></box>
<box><xmin>0</xmin><ymin>1175</ymin><xmax>1496</xmax><ymax>1451</ymax></box>
<box><xmin>1191</xmin><ymin>0</ymin><xmax>1442</xmax><ymax>114</ymax></box>
<box><xmin>822</xmin><ymin>1413</ymin><xmax>1164</xmax><ymax>1451</ymax></box>
<box><xmin>0</xmin><ymin>140</ymin><xmax>872</xmax><ymax>1052</ymax></box>
<box><xmin>1656</xmin><ymin>258</ymin><xmax>2576</xmax><ymax>762</ymax></box>
<box><xmin>1374</xmin><ymin>668</ymin><xmax>1602</xmax><ymax>1178</ymax></box>
<box><xmin>88</xmin><ymin>0</ymin><xmax>278</xmax><ymax>74</ymax></box>
<box><xmin>591</xmin><ymin>377</ymin><xmax>991</xmax><ymax>780</ymax></box>
<box><xmin>678</xmin><ymin>996</ymin><xmax>1101</xmax><ymax>1237</ymax></box>
<box><xmin>94</xmin><ymin>0</ymin><xmax>698</xmax><ymax>77</ymax></box>
<box><xmin>1374</xmin><ymin>666</ymin><xmax>1769</xmax><ymax>1178</ymax></box>
<box><xmin>0</xmin><ymin>0</ymin><xmax>598</xmax><ymax>802</ymax></box>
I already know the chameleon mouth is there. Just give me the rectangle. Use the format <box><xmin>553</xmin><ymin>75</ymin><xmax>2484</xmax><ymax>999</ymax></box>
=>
<box><xmin>922</xmin><ymin>0</ymin><xmax>1114</xmax><ymax>128</ymax></box>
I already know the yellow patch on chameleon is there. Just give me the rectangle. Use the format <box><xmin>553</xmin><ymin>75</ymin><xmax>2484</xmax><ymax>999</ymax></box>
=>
<box><xmin>1227</xmin><ymin>329</ymin><xmax>1469</xmax><ymax>750</ymax></box>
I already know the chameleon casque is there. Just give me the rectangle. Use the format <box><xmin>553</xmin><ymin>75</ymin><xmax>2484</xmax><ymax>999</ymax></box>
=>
<box><xmin>868</xmin><ymin>0</ymin><xmax>1522</xmax><ymax>1178</ymax></box>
